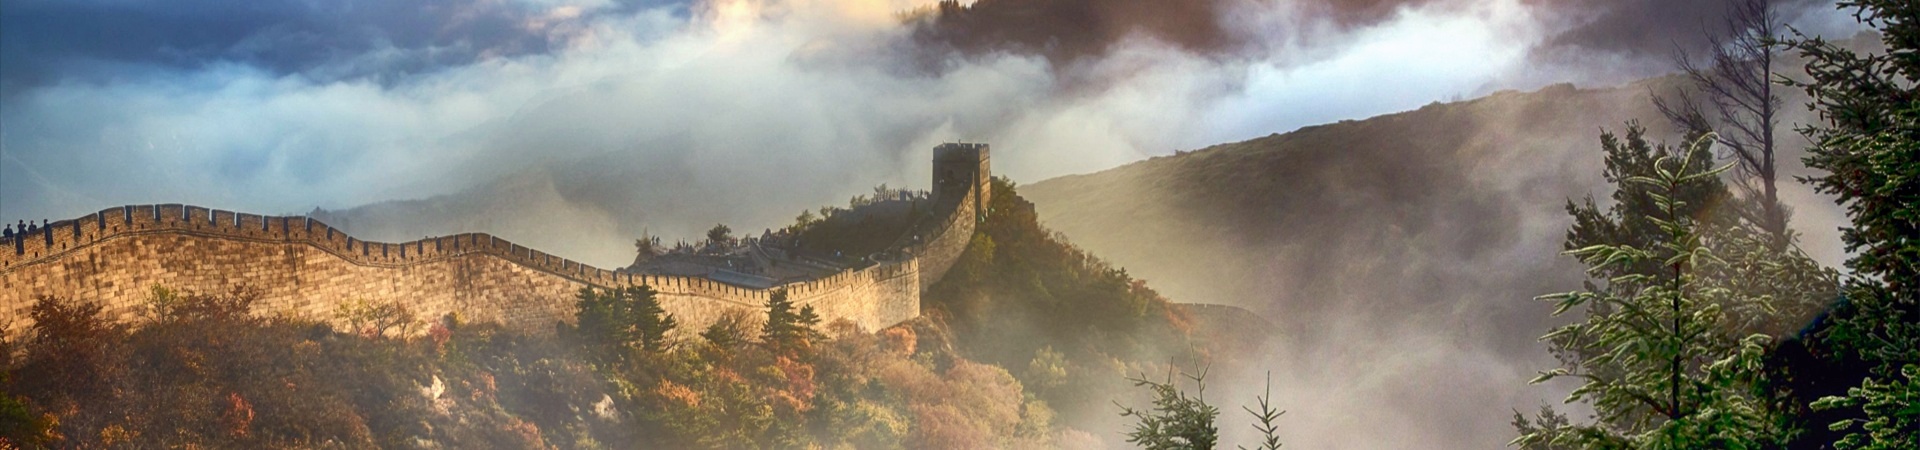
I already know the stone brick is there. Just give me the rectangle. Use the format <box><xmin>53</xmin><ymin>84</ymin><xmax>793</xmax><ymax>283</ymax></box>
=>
<box><xmin>0</xmin><ymin>144</ymin><xmax>990</xmax><ymax>338</ymax></box>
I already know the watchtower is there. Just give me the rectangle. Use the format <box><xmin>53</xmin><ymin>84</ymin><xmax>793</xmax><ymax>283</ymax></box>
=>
<box><xmin>933</xmin><ymin>143</ymin><xmax>991</xmax><ymax>221</ymax></box>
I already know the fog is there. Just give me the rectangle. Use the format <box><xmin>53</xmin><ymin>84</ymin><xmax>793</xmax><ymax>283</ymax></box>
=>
<box><xmin>1022</xmin><ymin>38</ymin><xmax>1876</xmax><ymax>450</ymax></box>
<box><xmin>5</xmin><ymin>0</ymin><xmax>1861</xmax><ymax>266</ymax></box>
<box><xmin>0</xmin><ymin>0</ymin><xmax>1875</xmax><ymax>448</ymax></box>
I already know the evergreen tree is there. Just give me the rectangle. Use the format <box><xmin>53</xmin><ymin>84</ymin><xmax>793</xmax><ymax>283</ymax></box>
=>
<box><xmin>572</xmin><ymin>285</ymin><xmax>676</xmax><ymax>361</ymax></box>
<box><xmin>1238</xmin><ymin>372</ymin><xmax>1285</xmax><ymax>450</ymax></box>
<box><xmin>1563</xmin><ymin>125</ymin><xmax>1731</xmax><ymax>279</ymax></box>
<box><xmin>706</xmin><ymin>224</ymin><xmax>736</xmax><ymax>252</ymax></box>
<box><xmin>1118</xmin><ymin>367</ymin><xmax>1219</xmax><ymax>450</ymax></box>
<box><xmin>1779</xmin><ymin>3</ymin><xmax>1920</xmax><ymax>447</ymax></box>
<box><xmin>1562</xmin><ymin>125</ymin><xmax>1836</xmax><ymax>339</ymax></box>
<box><xmin>1524</xmin><ymin>141</ymin><xmax>1781</xmax><ymax>448</ymax></box>
<box><xmin>1511</xmin><ymin>405</ymin><xmax>1577</xmax><ymax>450</ymax></box>
<box><xmin>762</xmin><ymin>290</ymin><xmax>821</xmax><ymax>354</ymax></box>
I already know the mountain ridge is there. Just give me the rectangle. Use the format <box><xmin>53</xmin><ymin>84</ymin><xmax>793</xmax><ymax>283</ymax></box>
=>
<box><xmin>1019</xmin><ymin>77</ymin><xmax>1697</xmax><ymax>449</ymax></box>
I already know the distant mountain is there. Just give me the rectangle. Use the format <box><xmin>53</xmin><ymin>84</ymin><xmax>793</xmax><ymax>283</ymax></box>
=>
<box><xmin>1020</xmin><ymin>80</ymin><xmax>1699</xmax><ymax>449</ymax></box>
<box><xmin>308</xmin><ymin>166</ymin><xmax>638</xmax><ymax>268</ymax></box>
<box><xmin>308</xmin><ymin>141</ymin><xmax>909</xmax><ymax>269</ymax></box>
<box><xmin>1026</xmin><ymin>80</ymin><xmax>1692</xmax><ymax>343</ymax></box>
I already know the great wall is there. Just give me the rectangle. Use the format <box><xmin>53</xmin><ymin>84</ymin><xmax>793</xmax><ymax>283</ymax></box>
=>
<box><xmin>0</xmin><ymin>144</ymin><xmax>992</xmax><ymax>338</ymax></box>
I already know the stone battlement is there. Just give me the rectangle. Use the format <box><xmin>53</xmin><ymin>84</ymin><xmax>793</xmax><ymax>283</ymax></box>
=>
<box><xmin>0</xmin><ymin>144</ymin><xmax>989</xmax><ymax>338</ymax></box>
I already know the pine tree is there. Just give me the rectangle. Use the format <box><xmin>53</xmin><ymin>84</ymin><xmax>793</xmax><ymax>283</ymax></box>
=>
<box><xmin>572</xmin><ymin>285</ymin><xmax>677</xmax><ymax>362</ymax></box>
<box><xmin>1238</xmin><ymin>372</ymin><xmax>1285</xmax><ymax>450</ymax></box>
<box><xmin>1561</xmin><ymin>125</ymin><xmax>1835</xmax><ymax>339</ymax></box>
<box><xmin>1117</xmin><ymin>366</ymin><xmax>1219</xmax><ymax>450</ymax></box>
<box><xmin>1779</xmin><ymin>2</ymin><xmax>1920</xmax><ymax>448</ymax></box>
<box><xmin>762</xmin><ymin>290</ymin><xmax>821</xmax><ymax>354</ymax></box>
<box><xmin>1524</xmin><ymin>139</ymin><xmax>1780</xmax><ymax>449</ymax></box>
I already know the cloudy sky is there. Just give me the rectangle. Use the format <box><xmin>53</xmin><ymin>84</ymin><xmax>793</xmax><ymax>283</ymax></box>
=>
<box><xmin>0</xmin><ymin>1</ymin><xmax>1877</xmax><ymax>448</ymax></box>
<box><xmin>0</xmin><ymin>0</ymin><xmax>1863</xmax><ymax>233</ymax></box>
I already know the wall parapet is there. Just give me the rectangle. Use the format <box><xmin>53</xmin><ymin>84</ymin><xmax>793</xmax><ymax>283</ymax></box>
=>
<box><xmin>0</xmin><ymin>205</ymin><xmax>615</xmax><ymax>284</ymax></box>
<box><xmin>0</xmin><ymin>203</ymin><xmax>926</xmax><ymax>336</ymax></box>
<box><xmin>0</xmin><ymin>143</ymin><xmax>988</xmax><ymax>337</ymax></box>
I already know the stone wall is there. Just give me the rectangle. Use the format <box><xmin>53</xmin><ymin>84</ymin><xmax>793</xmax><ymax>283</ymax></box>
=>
<box><xmin>0</xmin><ymin>145</ymin><xmax>989</xmax><ymax>338</ymax></box>
<box><xmin>911</xmin><ymin>188</ymin><xmax>977</xmax><ymax>289</ymax></box>
<box><xmin>0</xmin><ymin>204</ymin><xmax>921</xmax><ymax>337</ymax></box>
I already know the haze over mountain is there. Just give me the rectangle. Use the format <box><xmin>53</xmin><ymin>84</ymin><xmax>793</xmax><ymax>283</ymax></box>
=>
<box><xmin>1</xmin><ymin>0</ymin><xmax>1866</xmax><ymax>243</ymax></box>
<box><xmin>301</xmin><ymin>69</ymin><xmax>1863</xmax><ymax>448</ymax></box>
<box><xmin>1019</xmin><ymin>78</ymin><xmax>1853</xmax><ymax>449</ymax></box>
<box><xmin>0</xmin><ymin>1</ymin><xmax>1890</xmax><ymax>448</ymax></box>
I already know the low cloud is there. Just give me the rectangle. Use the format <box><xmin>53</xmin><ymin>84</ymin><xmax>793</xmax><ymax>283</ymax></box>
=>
<box><xmin>0</xmin><ymin>1</ymin><xmax>1873</xmax><ymax>445</ymax></box>
<box><xmin>2</xmin><ymin>0</ymin><xmax>1614</xmax><ymax>259</ymax></box>
<box><xmin>0</xmin><ymin>0</ymin><xmax>1866</xmax><ymax>313</ymax></box>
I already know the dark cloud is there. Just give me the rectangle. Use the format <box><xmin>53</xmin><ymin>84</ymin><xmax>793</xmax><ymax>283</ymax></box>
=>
<box><xmin>0</xmin><ymin>0</ymin><xmax>686</xmax><ymax>98</ymax></box>
<box><xmin>901</xmin><ymin>0</ymin><xmax>1458</xmax><ymax>70</ymax></box>
<box><xmin>1532</xmin><ymin>0</ymin><xmax>1832</xmax><ymax>59</ymax></box>
<box><xmin>904</xmin><ymin>0</ymin><xmax>1242</xmax><ymax>67</ymax></box>
<box><xmin>902</xmin><ymin>0</ymin><xmax>1847</xmax><ymax>79</ymax></box>
<box><xmin>0</xmin><ymin>0</ymin><xmax>1873</xmax><ymax>446</ymax></box>
<box><xmin>0</xmin><ymin>0</ymin><xmax>1855</xmax><ymax>102</ymax></box>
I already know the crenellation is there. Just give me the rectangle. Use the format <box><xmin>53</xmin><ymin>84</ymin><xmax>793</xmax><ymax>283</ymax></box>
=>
<box><xmin>22</xmin><ymin>228</ymin><xmax>46</xmax><ymax>258</ymax></box>
<box><xmin>70</xmin><ymin>215</ymin><xmax>88</xmax><ymax>242</ymax></box>
<box><xmin>144</xmin><ymin>203</ymin><xmax>168</xmax><ymax>225</ymax></box>
<box><xmin>237</xmin><ymin>213</ymin><xmax>265</xmax><ymax>235</ymax></box>
<box><xmin>2</xmin><ymin>144</ymin><xmax>982</xmax><ymax>338</ymax></box>
<box><xmin>155</xmin><ymin>204</ymin><xmax>179</xmax><ymax>223</ymax></box>
<box><xmin>309</xmin><ymin>221</ymin><xmax>332</xmax><ymax>249</ymax></box>
<box><xmin>212</xmin><ymin>209</ymin><xmax>236</xmax><ymax>230</ymax></box>
<box><xmin>184</xmin><ymin>205</ymin><xmax>209</xmax><ymax>226</ymax></box>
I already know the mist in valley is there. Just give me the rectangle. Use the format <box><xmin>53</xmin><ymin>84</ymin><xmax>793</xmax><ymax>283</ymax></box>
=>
<box><xmin>0</xmin><ymin>0</ymin><xmax>1887</xmax><ymax>448</ymax></box>
<box><xmin>1023</xmin><ymin>75</ymin><xmax>1858</xmax><ymax>448</ymax></box>
<box><xmin>9</xmin><ymin>0</ymin><xmax>1865</xmax><ymax>267</ymax></box>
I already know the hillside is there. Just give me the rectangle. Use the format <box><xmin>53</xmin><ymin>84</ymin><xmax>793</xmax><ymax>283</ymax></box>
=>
<box><xmin>1019</xmin><ymin>80</ymin><xmax>1714</xmax><ymax>449</ymax></box>
<box><xmin>0</xmin><ymin>154</ymin><xmax>1208</xmax><ymax>449</ymax></box>
<box><xmin>1025</xmin><ymin>81</ymin><xmax>1683</xmax><ymax>341</ymax></box>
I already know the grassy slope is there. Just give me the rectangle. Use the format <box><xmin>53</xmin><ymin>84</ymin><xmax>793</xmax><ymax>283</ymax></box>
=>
<box><xmin>1018</xmin><ymin>80</ymin><xmax>1691</xmax><ymax>449</ymax></box>
<box><xmin>1021</xmin><ymin>80</ymin><xmax>1683</xmax><ymax>351</ymax></box>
